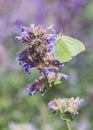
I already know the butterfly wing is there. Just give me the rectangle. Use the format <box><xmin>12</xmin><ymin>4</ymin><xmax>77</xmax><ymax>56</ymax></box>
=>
<box><xmin>54</xmin><ymin>35</ymin><xmax>85</xmax><ymax>63</ymax></box>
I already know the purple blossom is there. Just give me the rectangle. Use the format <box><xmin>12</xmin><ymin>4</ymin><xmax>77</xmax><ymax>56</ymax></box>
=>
<box><xmin>25</xmin><ymin>76</ymin><xmax>45</xmax><ymax>96</ymax></box>
<box><xmin>43</xmin><ymin>67</ymin><xmax>49</xmax><ymax>76</ymax></box>
<box><xmin>47</xmin><ymin>34</ymin><xmax>55</xmax><ymax>44</ymax></box>
<box><xmin>23</xmin><ymin>63</ymin><xmax>31</xmax><ymax>74</ymax></box>
<box><xmin>48</xmin><ymin>97</ymin><xmax>84</xmax><ymax>115</ymax></box>
<box><xmin>48</xmin><ymin>100</ymin><xmax>57</xmax><ymax>110</ymax></box>
<box><xmin>59</xmin><ymin>63</ymin><xmax>64</xmax><ymax>68</ymax></box>
<box><xmin>16</xmin><ymin>25</ymin><xmax>58</xmax><ymax>75</ymax></box>
<box><xmin>16</xmin><ymin>24</ymin><xmax>69</xmax><ymax>96</ymax></box>
<box><xmin>17</xmin><ymin>50</ymin><xmax>28</xmax><ymax>65</ymax></box>
<box><xmin>37</xmin><ymin>39</ymin><xmax>42</xmax><ymax>44</ymax></box>
<box><xmin>71</xmin><ymin>97</ymin><xmax>84</xmax><ymax>107</ymax></box>
<box><xmin>47</xmin><ymin>44</ymin><xmax>54</xmax><ymax>52</ymax></box>
<box><xmin>15</xmin><ymin>36</ymin><xmax>22</xmax><ymax>40</ymax></box>
<box><xmin>62</xmin><ymin>74</ymin><xmax>70</xmax><ymax>80</ymax></box>
<box><xmin>53</xmin><ymin>60</ymin><xmax>64</xmax><ymax>68</ymax></box>
<box><xmin>25</xmin><ymin>84</ymin><xmax>36</xmax><ymax>96</ymax></box>
<box><xmin>20</xmin><ymin>26</ymin><xmax>27</xmax><ymax>32</ymax></box>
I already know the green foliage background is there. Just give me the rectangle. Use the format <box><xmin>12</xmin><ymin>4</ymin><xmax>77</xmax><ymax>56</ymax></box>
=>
<box><xmin>0</xmin><ymin>0</ymin><xmax>93</xmax><ymax>130</ymax></box>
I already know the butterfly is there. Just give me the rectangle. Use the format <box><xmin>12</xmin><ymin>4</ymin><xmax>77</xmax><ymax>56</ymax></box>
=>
<box><xmin>54</xmin><ymin>35</ymin><xmax>85</xmax><ymax>63</ymax></box>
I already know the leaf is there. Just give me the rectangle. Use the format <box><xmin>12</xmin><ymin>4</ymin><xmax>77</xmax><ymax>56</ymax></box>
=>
<box><xmin>54</xmin><ymin>35</ymin><xmax>85</xmax><ymax>62</ymax></box>
<box><xmin>54</xmin><ymin>79</ymin><xmax>62</xmax><ymax>85</ymax></box>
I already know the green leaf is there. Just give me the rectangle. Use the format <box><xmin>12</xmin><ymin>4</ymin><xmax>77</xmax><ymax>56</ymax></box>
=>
<box><xmin>54</xmin><ymin>79</ymin><xmax>62</xmax><ymax>85</ymax></box>
<box><xmin>54</xmin><ymin>35</ymin><xmax>85</xmax><ymax>62</ymax></box>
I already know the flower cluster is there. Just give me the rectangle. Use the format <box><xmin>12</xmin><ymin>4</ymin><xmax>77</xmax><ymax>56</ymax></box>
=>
<box><xmin>48</xmin><ymin>97</ymin><xmax>84</xmax><ymax>115</ymax></box>
<box><xmin>16</xmin><ymin>24</ymin><xmax>84</xmax><ymax>128</ymax></box>
<box><xmin>16</xmin><ymin>24</ymin><xmax>62</xmax><ymax>74</ymax></box>
<box><xmin>16</xmin><ymin>24</ymin><xmax>68</xmax><ymax>95</ymax></box>
<box><xmin>25</xmin><ymin>72</ymin><xmax>69</xmax><ymax>96</ymax></box>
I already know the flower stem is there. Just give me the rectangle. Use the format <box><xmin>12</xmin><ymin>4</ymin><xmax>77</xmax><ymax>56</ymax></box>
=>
<box><xmin>66</xmin><ymin>120</ymin><xmax>72</xmax><ymax>130</ymax></box>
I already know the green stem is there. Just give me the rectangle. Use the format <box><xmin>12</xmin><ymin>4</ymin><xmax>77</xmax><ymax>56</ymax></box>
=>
<box><xmin>65</xmin><ymin>120</ymin><xmax>72</xmax><ymax>130</ymax></box>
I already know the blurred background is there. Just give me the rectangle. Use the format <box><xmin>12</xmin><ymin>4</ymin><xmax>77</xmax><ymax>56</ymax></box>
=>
<box><xmin>0</xmin><ymin>0</ymin><xmax>93</xmax><ymax>130</ymax></box>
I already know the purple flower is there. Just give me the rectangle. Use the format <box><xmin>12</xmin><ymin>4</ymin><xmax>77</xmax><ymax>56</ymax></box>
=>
<box><xmin>20</xmin><ymin>26</ymin><xmax>27</xmax><ymax>32</ymax></box>
<box><xmin>25</xmin><ymin>82</ymin><xmax>43</xmax><ymax>96</ymax></box>
<box><xmin>37</xmin><ymin>39</ymin><xmax>42</xmax><ymax>44</ymax></box>
<box><xmin>53</xmin><ymin>60</ymin><xmax>64</xmax><ymax>68</ymax></box>
<box><xmin>23</xmin><ymin>63</ymin><xmax>31</xmax><ymax>74</ymax></box>
<box><xmin>25</xmin><ymin>84</ymin><xmax>36</xmax><ymax>96</ymax></box>
<box><xmin>48</xmin><ymin>97</ymin><xmax>84</xmax><ymax>115</ymax></box>
<box><xmin>47</xmin><ymin>34</ymin><xmax>55</xmax><ymax>44</ymax></box>
<box><xmin>43</xmin><ymin>67</ymin><xmax>49</xmax><ymax>76</ymax></box>
<box><xmin>17</xmin><ymin>50</ymin><xmax>30</xmax><ymax>66</ymax></box>
<box><xmin>59</xmin><ymin>63</ymin><xmax>64</xmax><ymax>68</ymax></box>
<box><xmin>15</xmin><ymin>36</ymin><xmax>22</xmax><ymax>40</ymax></box>
<box><xmin>16</xmin><ymin>24</ymin><xmax>69</xmax><ymax>96</ymax></box>
<box><xmin>62</xmin><ymin>74</ymin><xmax>70</xmax><ymax>80</ymax></box>
<box><xmin>47</xmin><ymin>44</ymin><xmax>54</xmax><ymax>52</ymax></box>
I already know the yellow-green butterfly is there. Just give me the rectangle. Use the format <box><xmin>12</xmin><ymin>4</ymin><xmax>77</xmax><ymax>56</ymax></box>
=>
<box><xmin>54</xmin><ymin>35</ymin><xmax>85</xmax><ymax>63</ymax></box>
